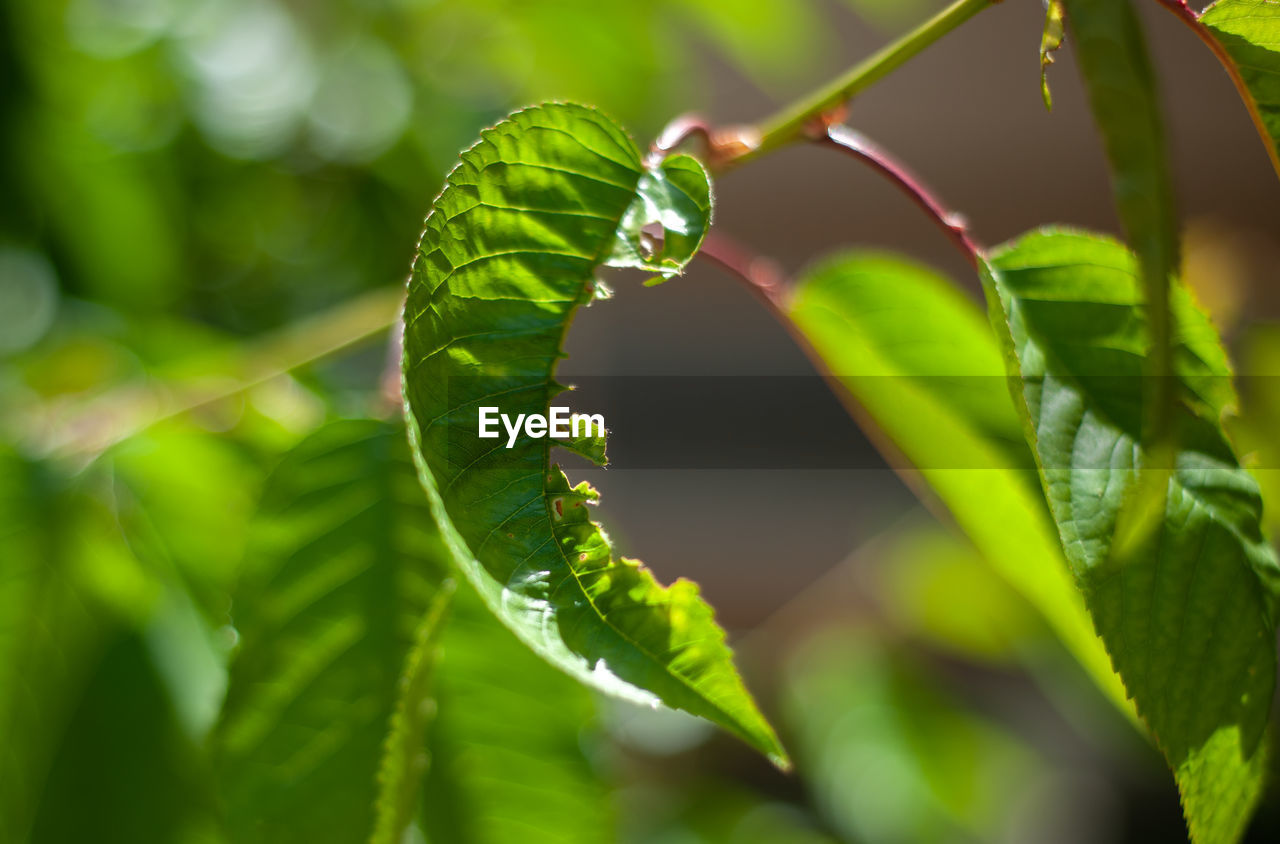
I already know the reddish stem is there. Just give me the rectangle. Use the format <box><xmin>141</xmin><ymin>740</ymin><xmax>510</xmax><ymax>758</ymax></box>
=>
<box><xmin>1155</xmin><ymin>0</ymin><xmax>1198</xmax><ymax>22</ymax></box>
<box><xmin>812</xmin><ymin>124</ymin><xmax>983</xmax><ymax>268</ymax></box>
<box><xmin>696</xmin><ymin>231</ymin><xmax>787</xmax><ymax>308</ymax></box>
<box><xmin>693</xmin><ymin>230</ymin><xmax>954</xmax><ymax>531</ymax></box>
<box><xmin>649</xmin><ymin>113</ymin><xmax>764</xmax><ymax>173</ymax></box>
<box><xmin>648</xmin><ymin>114</ymin><xmax>713</xmax><ymax>168</ymax></box>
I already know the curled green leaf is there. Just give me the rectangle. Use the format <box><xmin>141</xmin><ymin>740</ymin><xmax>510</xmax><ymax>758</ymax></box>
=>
<box><xmin>401</xmin><ymin>102</ymin><xmax>786</xmax><ymax>767</ymax></box>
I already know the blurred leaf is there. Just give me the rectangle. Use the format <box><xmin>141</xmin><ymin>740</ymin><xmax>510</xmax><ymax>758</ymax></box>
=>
<box><xmin>1199</xmin><ymin>0</ymin><xmax>1280</xmax><ymax>180</ymax></box>
<box><xmin>676</xmin><ymin>0</ymin><xmax>828</xmax><ymax>91</ymax></box>
<box><xmin>24</xmin><ymin>118</ymin><xmax>181</xmax><ymax>310</ymax></box>
<box><xmin>621</xmin><ymin>782</ymin><xmax>837</xmax><ymax>844</ymax></box>
<box><xmin>979</xmin><ymin>228</ymin><xmax>1280</xmax><ymax>844</ymax></box>
<box><xmin>27</xmin><ymin>631</ymin><xmax>219</xmax><ymax>844</ymax></box>
<box><xmin>786</xmin><ymin>251</ymin><xmax>1132</xmax><ymax>717</ymax></box>
<box><xmin>875</xmin><ymin>523</ymin><xmax>1043</xmax><ymax>665</ymax></box>
<box><xmin>1063</xmin><ymin>0</ymin><xmax>1178</xmax><ymax>460</ymax></box>
<box><xmin>1234</xmin><ymin>323</ymin><xmax>1280</xmax><ymax>536</ymax></box>
<box><xmin>215</xmin><ymin>419</ymin><xmax>452</xmax><ymax>844</ymax></box>
<box><xmin>784</xmin><ymin>630</ymin><xmax>1044</xmax><ymax>844</ymax></box>
<box><xmin>0</xmin><ymin>449</ymin><xmax>148</xmax><ymax>842</ymax></box>
<box><xmin>419</xmin><ymin>588</ymin><xmax>612</xmax><ymax>844</ymax></box>
<box><xmin>107</xmin><ymin>428</ymin><xmax>261</xmax><ymax>616</ymax></box>
<box><xmin>401</xmin><ymin>102</ymin><xmax>785</xmax><ymax>766</ymax></box>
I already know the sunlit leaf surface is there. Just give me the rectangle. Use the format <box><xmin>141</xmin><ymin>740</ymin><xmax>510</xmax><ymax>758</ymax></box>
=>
<box><xmin>788</xmin><ymin>252</ymin><xmax>1131</xmax><ymax>715</ymax></box>
<box><xmin>980</xmin><ymin>228</ymin><xmax>1280</xmax><ymax>844</ymax></box>
<box><xmin>401</xmin><ymin>102</ymin><xmax>786</xmax><ymax>766</ymax></box>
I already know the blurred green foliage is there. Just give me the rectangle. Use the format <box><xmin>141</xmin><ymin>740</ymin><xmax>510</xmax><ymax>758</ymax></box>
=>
<box><xmin>0</xmin><ymin>0</ymin><xmax>837</xmax><ymax>342</ymax></box>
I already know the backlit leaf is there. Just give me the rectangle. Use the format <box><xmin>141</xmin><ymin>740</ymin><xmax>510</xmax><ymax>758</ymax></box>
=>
<box><xmin>979</xmin><ymin>228</ymin><xmax>1280</xmax><ymax>844</ymax></box>
<box><xmin>401</xmin><ymin>102</ymin><xmax>786</xmax><ymax>766</ymax></box>
<box><xmin>787</xmin><ymin>251</ymin><xmax>1132</xmax><ymax>716</ymax></box>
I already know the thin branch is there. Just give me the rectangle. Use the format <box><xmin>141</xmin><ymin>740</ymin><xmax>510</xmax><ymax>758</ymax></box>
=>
<box><xmin>722</xmin><ymin>0</ymin><xmax>1000</xmax><ymax>170</ymax></box>
<box><xmin>813</xmin><ymin>124</ymin><xmax>983</xmax><ymax>268</ymax></box>
<box><xmin>648</xmin><ymin>114</ymin><xmax>713</xmax><ymax>168</ymax></box>
<box><xmin>696</xmin><ymin>231</ymin><xmax>787</xmax><ymax>307</ymax></box>
<box><xmin>649</xmin><ymin>114</ymin><xmax>766</xmax><ymax>173</ymax></box>
<box><xmin>694</xmin><ymin>231</ymin><xmax>963</xmax><ymax>542</ymax></box>
<box><xmin>1154</xmin><ymin>0</ymin><xmax>1198</xmax><ymax>22</ymax></box>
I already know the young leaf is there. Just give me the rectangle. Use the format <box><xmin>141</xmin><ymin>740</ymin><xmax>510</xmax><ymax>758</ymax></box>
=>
<box><xmin>215</xmin><ymin>420</ymin><xmax>453</xmax><ymax>844</ymax></box>
<box><xmin>418</xmin><ymin>587</ymin><xmax>612</xmax><ymax>844</ymax></box>
<box><xmin>1040</xmin><ymin>0</ymin><xmax>1067</xmax><ymax>111</ymax></box>
<box><xmin>401</xmin><ymin>102</ymin><xmax>787</xmax><ymax>766</ymax></box>
<box><xmin>1199</xmin><ymin>0</ymin><xmax>1280</xmax><ymax>179</ymax></box>
<box><xmin>979</xmin><ymin>228</ymin><xmax>1280</xmax><ymax>844</ymax></box>
<box><xmin>787</xmin><ymin>252</ymin><xmax>1132</xmax><ymax>718</ymax></box>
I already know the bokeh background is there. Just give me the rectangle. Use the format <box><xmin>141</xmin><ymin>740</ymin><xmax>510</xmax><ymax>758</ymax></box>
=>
<box><xmin>3</xmin><ymin>0</ymin><xmax>1280</xmax><ymax>841</ymax></box>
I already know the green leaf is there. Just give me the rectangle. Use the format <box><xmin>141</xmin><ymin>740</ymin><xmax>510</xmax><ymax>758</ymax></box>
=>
<box><xmin>1200</xmin><ymin>0</ymin><xmax>1280</xmax><ymax>179</ymax></box>
<box><xmin>215</xmin><ymin>419</ymin><xmax>452</xmax><ymax>844</ymax></box>
<box><xmin>1063</xmin><ymin>0</ymin><xmax>1179</xmax><ymax>457</ymax></box>
<box><xmin>401</xmin><ymin>102</ymin><xmax>786</xmax><ymax>766</ymax></box>
<box><xmin>418</xmin><ymin>587</ymin><xmax>612</xmax><ymax>844</ymax></box>
<box><xmin>979</xmin><ymin>228</ymin><xmax>1280</xmax><ymax>844</ymax></box>
<box><xmin>786</xmin><ymin>251</ymin><xmax>1132</xmax><ymax>717</ymax></box>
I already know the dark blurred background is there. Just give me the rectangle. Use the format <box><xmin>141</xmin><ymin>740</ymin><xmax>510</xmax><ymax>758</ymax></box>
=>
<box><xmin>3</xmin><ymin>0</ymin><xmax>1280</xmax><ymax>841</ymax></box>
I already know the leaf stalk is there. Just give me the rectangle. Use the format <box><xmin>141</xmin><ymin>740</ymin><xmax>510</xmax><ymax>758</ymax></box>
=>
<box><xmin>812</xmin><ymin>125</ymin><xmax>983</xmax><ymax>267</ymax></box>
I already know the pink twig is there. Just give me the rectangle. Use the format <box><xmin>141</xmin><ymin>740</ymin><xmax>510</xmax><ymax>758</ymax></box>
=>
<box><xmin>696</xmin><ymin>231</ymin><xmax>788</xmax><ymax>307</ymax></box>
<box><xmin>647</xmin><ymin>114</ymin><xmax>713</xmax><ymax>168</ymax></box>
<box><xmin>1154</xmin><ymin>0</ymin><xmax>1199</xmax><ymax>24</ymax></box>
<box><xmin>649</xmin><ymin>113</ymin><xmax>763</xmax><ymax>172</ymax></box>
<box><xmin>812</xmin><ymin>124</ymin><xmax>982</xmax><ymax>268</ymax></box>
